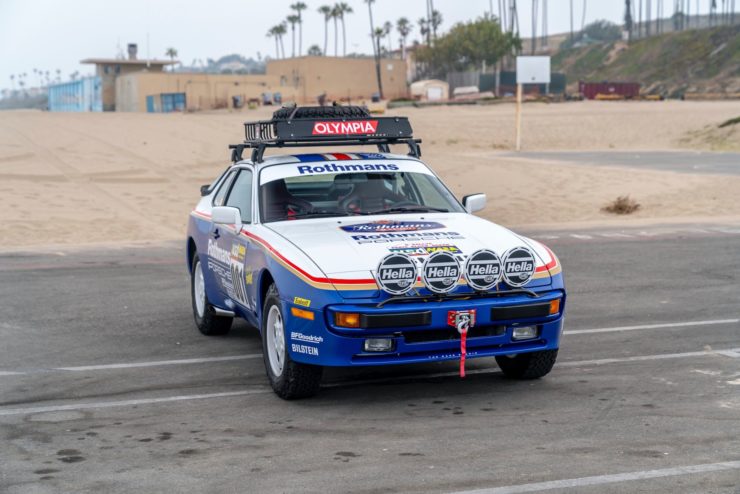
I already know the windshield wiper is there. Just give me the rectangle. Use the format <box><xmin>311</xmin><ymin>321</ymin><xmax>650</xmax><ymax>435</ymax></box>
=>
<box><xmin>364</xmin><ymin>206</ymin><xmax>449</xmax><ymax>215</ymax></box>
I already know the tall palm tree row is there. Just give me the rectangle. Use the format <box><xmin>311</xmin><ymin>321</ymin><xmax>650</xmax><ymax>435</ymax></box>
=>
<box><xmin>365</xmin><ymin>0</ymin><xmax>383</xmax><ymax>99</ymax></box>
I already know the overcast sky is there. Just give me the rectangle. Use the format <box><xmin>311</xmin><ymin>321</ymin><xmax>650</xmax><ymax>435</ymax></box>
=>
<box><xmin>0</xmin><ymin>0</ymin><xmax>720</xmax><ymax>91</ymax></box>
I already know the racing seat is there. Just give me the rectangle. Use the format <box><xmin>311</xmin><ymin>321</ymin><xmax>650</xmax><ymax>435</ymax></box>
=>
<box><xmin>261</xmin><ymin>179</ymin><xmax>314</xmax><ymax>222</ymax></box>
<box><xmin>339</xmin><ymin>176</ymin><xmax>407</xmax><ymax>213</ymax></box>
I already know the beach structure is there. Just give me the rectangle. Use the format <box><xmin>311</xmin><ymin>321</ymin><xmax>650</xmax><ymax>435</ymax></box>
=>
<box><xmin>81</xmin><ymin>43</ymin><xmax>176</xmax><ymax>111</ymax></box>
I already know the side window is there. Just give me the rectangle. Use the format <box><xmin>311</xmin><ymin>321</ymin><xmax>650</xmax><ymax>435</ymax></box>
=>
<box><xmin>213</xmin><ymin>171</ymin><xmax>237</xmax><ymax>207</ymax></box>
<box><xmin>225</xmin><ymin>170</ymin><xmax>253</xmax><ymax>223</ymax></box>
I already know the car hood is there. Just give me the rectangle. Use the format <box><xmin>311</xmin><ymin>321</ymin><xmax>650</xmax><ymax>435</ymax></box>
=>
<box><xmin>265</xmin><ymin>213</ymin><xmax>552</xmax><ymax>286</ymax></box>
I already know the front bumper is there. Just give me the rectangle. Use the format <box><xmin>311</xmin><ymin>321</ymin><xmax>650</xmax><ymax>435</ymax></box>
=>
<box><xmin>285</xmin><ymin>290</ymin><xmax>565</xmax><ymax>366</ymax></box>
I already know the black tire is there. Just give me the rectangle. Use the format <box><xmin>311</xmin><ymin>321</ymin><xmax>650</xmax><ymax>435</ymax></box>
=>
<box><xmin>191</xmin><ymin>254</ymin><xmax>232</xmax><ymax>336</ymax></box>
<box><xmin>272</xmin><ymin>105</ymin><xmax>370</xmax><ymax>120</ymax></box>
<box><xmin>261</xmin><ymin>284</ymin><xmax>322</xmax><ymax>399</ymax></box>
<box><xmin>495</xmin><ymin>350</ymin><xmax>558</xmax><ymax>380</ymax></box>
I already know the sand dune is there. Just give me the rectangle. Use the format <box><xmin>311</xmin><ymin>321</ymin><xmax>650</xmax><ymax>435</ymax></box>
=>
<box><xmin>1</xmin><ymin>101</ymin><xmax>739</xmax><ymax>250</ymax></box>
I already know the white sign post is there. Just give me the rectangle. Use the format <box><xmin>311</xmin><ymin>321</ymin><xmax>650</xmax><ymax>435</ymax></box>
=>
<box><xmin>515</xmin><ymin>56</ymin><xmax>551</xmax><ymax>151</ymax></box>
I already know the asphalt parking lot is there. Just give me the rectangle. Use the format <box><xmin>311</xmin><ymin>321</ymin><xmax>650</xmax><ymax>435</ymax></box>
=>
<box><xmin>1</xmin><ymin>228</ymin><xmax>739</xmax><ymax>493</ymax></box>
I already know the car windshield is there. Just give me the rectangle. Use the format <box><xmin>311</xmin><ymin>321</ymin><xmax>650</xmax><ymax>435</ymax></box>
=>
<box><xmin>259</xmin><ymin>164</ymin><xmax>464</xmax><ymax>223</ymax></box>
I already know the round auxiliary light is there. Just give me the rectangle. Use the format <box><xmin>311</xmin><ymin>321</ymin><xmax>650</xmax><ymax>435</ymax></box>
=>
<box><xmin>422</xmin><ymin>251</ymin><xmax>462</xmax><ymax>294</ymax></box>
<box><xmin>502</xmin><ymin>246</ymin><xmax>537</xmax><ymax>288</ymax></box>
<box><xmin>464</xmin><ymin>249</ymin><xmax>503</xmax><ymax>291</ymax></box>
<box><xmin>375</xmin><ymin>253</ymin><xmax>418</xmax><ymax>295</ymax></box>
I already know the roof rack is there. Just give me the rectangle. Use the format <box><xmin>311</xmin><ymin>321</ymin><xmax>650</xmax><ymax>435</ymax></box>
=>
<box><xmin>228</xmin><ymin>108</ymin><xmax>422</xmax><ymax>163</ymax></box>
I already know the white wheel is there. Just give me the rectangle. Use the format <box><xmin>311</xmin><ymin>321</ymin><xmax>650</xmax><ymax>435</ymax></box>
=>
<box><xmin>266</xmin><ymin>305</ymin><xmax>285</xmax><ymax>377</ymax></box>
<box><xmin>194</xmin><ymin>260</ymin><xmax>206</xmax><ymax>318</ymax></box>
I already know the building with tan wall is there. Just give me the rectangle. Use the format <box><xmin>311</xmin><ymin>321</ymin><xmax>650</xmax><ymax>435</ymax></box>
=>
<box><xmin>114</xmin><ymin>56</ymin><xmax>409</xmax><ymax>112</ymax></box>
<box><xmin>115</xmin><ymin>72</ymin><xmax>294</xmax><ymax>112</ymax></box>
<box><xmin>266</xmin><ymin>56</ymin><xmax>408</xmax><ymax>104</ymax></box>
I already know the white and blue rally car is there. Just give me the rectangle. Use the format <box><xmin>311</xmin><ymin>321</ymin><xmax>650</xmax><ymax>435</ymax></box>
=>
<box><xmin>187</xmin><ymin>106</ymin><xmax>565</xmax><ymax>399</ymax></box>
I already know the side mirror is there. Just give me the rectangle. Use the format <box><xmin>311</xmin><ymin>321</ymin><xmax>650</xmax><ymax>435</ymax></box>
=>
<box><xmin>212</xmin><ymin>206</ymin><xmax>242</xmax><ymax>230</ymax></box>
<box><xmin>462</xmin><ymin>193</ymin><xmax>486</xmax><ymax>214</ymax></box>
<box><xmin>200</xmin><ymin>185</ymin><xmax>211</xmax><ymax>196</ymax></box>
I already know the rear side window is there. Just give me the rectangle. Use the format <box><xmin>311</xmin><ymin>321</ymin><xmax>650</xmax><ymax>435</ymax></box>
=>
<box><xmin>213</xmin><ymin>171</ymin><xmax>237</xmax><ymax>207</ymax></box>
<box><xmin>225</xmin><ymin>170</ymin><xmax>254</xmax><ymax>223</ymax></box>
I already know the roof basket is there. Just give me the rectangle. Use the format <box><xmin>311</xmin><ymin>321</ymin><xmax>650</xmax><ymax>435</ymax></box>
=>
<box><xmin>229</xmin><ymin>105</ymin><xmax>421</xmax><ymax>163</ymax></box>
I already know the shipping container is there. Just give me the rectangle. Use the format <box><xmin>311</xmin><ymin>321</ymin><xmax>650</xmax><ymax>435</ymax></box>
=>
<box><xmin>579</xmin><ymin>81</ymin><xmax>641</xmax><ymax>100</ymax></box>
<box><xmin>47</xmin><ymin>77</ymin><xmax>103</xmax><ymax>112</ymax></box>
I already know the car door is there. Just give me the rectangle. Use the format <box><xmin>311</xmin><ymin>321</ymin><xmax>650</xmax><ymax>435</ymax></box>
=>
<box><xmin>216</xmin><ymin>168</ymin><xmax>259</xmax><ymax>322</ymax></box>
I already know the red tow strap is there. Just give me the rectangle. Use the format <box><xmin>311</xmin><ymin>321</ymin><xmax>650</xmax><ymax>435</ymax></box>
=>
<box><xmin>459</xmin><ymin>328</ymin><xmax>467</xmax><ymax>378</ymax></box>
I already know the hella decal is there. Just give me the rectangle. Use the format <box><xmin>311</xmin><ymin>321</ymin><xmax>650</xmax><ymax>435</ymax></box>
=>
<box><xmin>375</xmin><ymin>253</ymin><xmax>418</xmax><ymax>295</ymax></box>
<box><xmin>464</xmin><ymin>249</ymin><xmax>503</xmax><ymax>291</ymax></box>
<box><xmin>502</xmin><ymin>246</ymin><xmax>537</xmax><ymax>287</ymax></box>
<box><xmin>298</xmin><ymin>163</ymin><xmax>399</xmax><ymax>174</ymax></box>
<box><xmin>422</xmin><ymin>251</ymin><xmax>461</xmax><ymax>294</ymax></box>
<box><xmin>341</xmin><ymin>220</ymin><xmax>445</xmax><ymax>233</ymax></box>
<box><xmin>312</xmin><ymin>120</ymin><xmax>378</xmax><ymax>135</ymax></box>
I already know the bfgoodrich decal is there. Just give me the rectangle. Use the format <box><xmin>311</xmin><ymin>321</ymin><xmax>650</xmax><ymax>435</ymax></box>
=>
<box><xmin>341</xmin><ymin>220</ymin><xmax>445</xmax><ymax>233</ymax></box>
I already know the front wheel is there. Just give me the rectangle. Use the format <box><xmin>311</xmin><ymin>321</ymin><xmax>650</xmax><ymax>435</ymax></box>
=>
<box><xmin>262</xmin><ymin>284</ymin><xmax>322</xmax><ymax>399</ymax></box>
<box><xmin>191</xmin><ymin>254</ymin><xmax>232</xmax><ymax>336</ymax></box>
<box><xmin>495</xmin><ymin>350</ymin><xmax>558</xmax><ymax>379</ymax></box>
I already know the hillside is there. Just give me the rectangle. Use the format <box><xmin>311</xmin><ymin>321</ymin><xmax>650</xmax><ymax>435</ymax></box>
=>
<box><xmin>552</xmin><ymin>25</ymin><xmax>740</xmax><ymax>97</ymax></box>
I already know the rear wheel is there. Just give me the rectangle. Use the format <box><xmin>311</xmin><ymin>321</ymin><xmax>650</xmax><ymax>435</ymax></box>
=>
<box><xmin>495</xmin><ymin>350</ymin><xmax>558</xmax><ymax>379</ymax></box>
<box><xmin>262</xmin><ymin>284</ymin><xmax>322</xmax><ymax>399</ymax></box>
<box><xmin>191</xmin><ymin>254</ymin><xmax>232</xmax><ymax>336</ymax></box>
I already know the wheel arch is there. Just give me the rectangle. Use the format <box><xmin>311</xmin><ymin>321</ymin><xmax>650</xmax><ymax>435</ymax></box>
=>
<box><xmin>187</xmin><ymin>237</ymin><xmax>198</xmax><ymax>273</ymax></box>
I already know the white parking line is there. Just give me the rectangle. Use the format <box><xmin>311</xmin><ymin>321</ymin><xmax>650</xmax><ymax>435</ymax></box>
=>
<box><xmin>450</xmin><ymin>460</ymin><xmax>740</xmax><ymax>494</ymax></box>
<box><xmin>55</xmin><ymin>354</ymin><xmax>262</xmax><ymax>372</ymax></box>
<box><xmin>1</xmin><ymin>347</ymin><xmax>738</xmax><ymax>417</ymax></box>
<box><xmin>565</xmin><ymin>318</ymin><xmax>739</xmax><ymax>335</ymax></box>
<box><xmin>0</xmin><ymin>390</ymin><xmax>270</xmax><ymax>417</ymax></box>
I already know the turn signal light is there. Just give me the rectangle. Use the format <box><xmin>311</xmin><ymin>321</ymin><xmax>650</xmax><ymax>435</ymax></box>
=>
<box><xmin>291</xmin><ymin>307</ymin><xmax>315</xmax><ymax>321</ymax></box>
<box><xmin>335</xmin><ymin>312</ymin><xmax>361</xmax><ymax>328</ymax></box>
<box><xmin>549</xmin><ymin>299</ymin><xmax>561</xmax><ymax>315</ymax></box>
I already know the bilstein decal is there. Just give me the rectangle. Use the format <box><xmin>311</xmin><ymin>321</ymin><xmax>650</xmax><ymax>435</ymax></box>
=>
<box><xmin>341</xmin><ymin>220</ymin><xmax>445</xmax><ymax>233</ymax></box>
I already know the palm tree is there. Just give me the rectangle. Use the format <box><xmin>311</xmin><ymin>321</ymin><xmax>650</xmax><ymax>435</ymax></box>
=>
<box><xmin>290</xmin><ymin>2</ymin><xmax>308</xmax><ymax>56</ymax></box>
<box><xmin>625</xmin><ymin>0</ymin><xmax>634</xmax><ymax>40</ymax></box>
<box><xmin>430</xmin><ymin>10</ymin><xmax>443</xmax><ymax>40</ymax></box>
<box><xmin>9</xmin><ymin>74</ymin><xmax>15</xmax><ymax>90</ymax></box>
<box><xmin>383</xmin><ymin>21</ymin><xmax>393</xmax><ymax>54</ymax></box>
<box><xmin>418</xmin><ymin>17</ymin><xmax>429</xmax><ymax>45</ymax></box>
<box><xmin>319</xmin><ymin>5</ymin><xmax>333</xmax><ymax>56</ymax></box>
<box><xmin>165</xmin><ymin>47</ymin><xmax>178</xmax><ymax>71</ymax></box>
<box><xmin>275</xmin><ymin>23</ymin><xmax>287</xmax><ymax>58</ymax></box>
<box><xmin>374</xmin><ymin>27</ymin><xmax>386</xmax><ymax>57</ymax></box>
<box><xmin>287</xmin><ymin>14</ymin><xmax>300</xmax><ymax>57</ymax></box>
<box><xmin>307</xmin><ymin>44</ymin><xmax>323</xmax><ymax>56</ymax></box>
<box><xmin>396</xmin><ymin>17</ymin><xmax>413</xmax><ymax>60</ymax></box>
<box><xmin>335</xmin><ymin>2</ymin><xmax>353</xmax><ymax>56</ymax></box>
<box><xmin>570</xmin><ymin>0</ymin><xmax>574</xmax><ymax>41</ymax></box>
<box><xmin>267</xmin><ymin>26</ymin><xmax>280</xmax><ymax>58</ymax></box>
<box><xmin>365</xmin><ymin>0</ymin><xmax>378</xmax><ymax>57</ymax></box>
<box><xmin>365</xmin><ymin>0</ymin><xmax>383</xmax><ymax>99</ymax></box>
<box><xmin>331</xmin><ymin>5</ymin><xmax>340</xmax><ymax>56</ymax></box>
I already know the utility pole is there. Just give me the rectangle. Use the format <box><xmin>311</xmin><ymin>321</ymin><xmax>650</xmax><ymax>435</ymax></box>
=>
<box><xmin>541</xmin><ymin>0</ymin><xmax>548</xmax><ymax>48</ymax></box>
<box><xmin>531</xmin><ymin>0</ymin><xmax>538</xmax><ymax>54</ymax></box>
<box><xmin>569</xmin><ymin>0</ymin><xmax>574</xmax><ymax>42</ymax></box>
